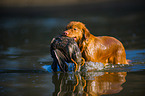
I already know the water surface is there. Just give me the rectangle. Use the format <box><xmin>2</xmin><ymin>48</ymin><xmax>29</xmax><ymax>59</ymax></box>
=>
<box><xmin>0</xmin><ymin>17</ymin><xmax>145</xmax><ymax>96</ymax></box>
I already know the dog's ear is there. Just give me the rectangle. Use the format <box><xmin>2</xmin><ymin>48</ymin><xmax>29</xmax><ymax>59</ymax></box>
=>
<box><xmin>82</xmin><ymin>27</ymin><xmax>90</xmax><ymax>41</ymax></box>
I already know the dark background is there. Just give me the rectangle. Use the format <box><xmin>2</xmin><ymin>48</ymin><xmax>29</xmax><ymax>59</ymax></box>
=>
<box><xmin>0</xmin><ymin>0</ymin><xmax>145</xmax><ymax>50</ymax></box>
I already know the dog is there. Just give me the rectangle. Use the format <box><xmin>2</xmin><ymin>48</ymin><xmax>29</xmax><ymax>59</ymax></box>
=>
<box><xmin>50</xmin><ymin>35</ymin><xmax>83</xmax><ymax>72</ymax></box>
<box><xmin>63</xmin><ymin>21</ymin><xmax>129</xmax><ymax>65</ymax></box>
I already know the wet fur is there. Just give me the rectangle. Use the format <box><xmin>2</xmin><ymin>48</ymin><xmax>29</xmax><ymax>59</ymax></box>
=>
<box><xmin>64</xmin><ymin>21</ymin><xmax>128</xmax><ymax>65</ymax></box>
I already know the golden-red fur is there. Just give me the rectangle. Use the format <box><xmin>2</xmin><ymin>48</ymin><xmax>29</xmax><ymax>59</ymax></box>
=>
<box><xmin>63</xmin><ymin>21</ymin><xmax>128</xmax><ymax>65</ymax></box>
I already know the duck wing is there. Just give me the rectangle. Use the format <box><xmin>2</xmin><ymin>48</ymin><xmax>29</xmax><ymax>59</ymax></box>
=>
<box><xmin>51</xmin><ymin>49</ymin><xmax>68</xmax><ymax>72</ymax></box>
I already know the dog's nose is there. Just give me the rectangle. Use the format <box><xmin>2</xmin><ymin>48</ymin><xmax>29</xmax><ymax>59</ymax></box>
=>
<box><xmin>63</xmin><ymin>31</ymin><xmax>68</xmax><ymax>36</ymax></box>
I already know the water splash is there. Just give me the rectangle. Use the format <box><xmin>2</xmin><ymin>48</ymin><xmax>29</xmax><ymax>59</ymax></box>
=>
<box><xmin>42</xmin><ymin>62</ymin><xmax>104</xmax><ymax>72</ymax></box>
<box><xmin>42</xmin><ymin>61</ymin><xmax>145</xmax><ymax>73</ymax></box>
<box><xmin>81</xmin><ymin>61</ymin><xmax>104</xmax><ymax>72</ymax></box>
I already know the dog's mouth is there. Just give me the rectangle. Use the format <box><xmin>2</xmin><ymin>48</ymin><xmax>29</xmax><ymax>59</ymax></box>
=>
<box><xmin>73</xmin><ymin>37</ymin><xmax>77</xmax><ymax>40</ymax></box>
<box><xmin>64</xmin><ymin>35</ymin><xmax>77</xmax><ymax>40</ymax></box>
<box><xmin>62</xmin><ymin>34</ymin><xmax>77</xmax><ymax>40</ymax></box>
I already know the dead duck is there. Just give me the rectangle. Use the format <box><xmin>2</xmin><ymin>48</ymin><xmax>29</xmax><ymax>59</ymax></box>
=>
<box><xmin>50</xmin><ymin>35</ymin><xmax>84</xmax><ymax>72</ymax></box>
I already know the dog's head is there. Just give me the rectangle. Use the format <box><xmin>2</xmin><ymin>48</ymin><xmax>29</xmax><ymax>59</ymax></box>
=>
<box><xmin>63</xmin><ymin>21</ymin><xmax>90</xmax><ymax>42</ymax></box>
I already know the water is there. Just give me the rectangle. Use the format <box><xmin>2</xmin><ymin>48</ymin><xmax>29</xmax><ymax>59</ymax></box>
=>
<box><xmin>0</xmin><ymin>16</ymin><xmax>145</xmax><ymax>96</ymax></box>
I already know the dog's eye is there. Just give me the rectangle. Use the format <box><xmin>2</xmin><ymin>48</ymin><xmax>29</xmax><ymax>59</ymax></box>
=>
<box><xmin>74</xmin><ymin>28</ymin><xmax>77</xmax><ymax>30</ymax></box>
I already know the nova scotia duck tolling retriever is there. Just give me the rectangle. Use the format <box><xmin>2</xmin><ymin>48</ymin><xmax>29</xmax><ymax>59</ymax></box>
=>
<box><xmin>62</xmin><ymin>21</ymin><xmax>129</xmax><ymax>65</ymax></box>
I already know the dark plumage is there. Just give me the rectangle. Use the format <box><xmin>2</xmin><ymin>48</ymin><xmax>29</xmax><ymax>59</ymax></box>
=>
<box><xmin>50</xmin><ymin>35</ymin><xmax>82</xmax><ymax>72</ymax></box>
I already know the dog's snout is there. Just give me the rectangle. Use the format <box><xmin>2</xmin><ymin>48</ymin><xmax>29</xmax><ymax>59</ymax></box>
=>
<box><xmin>63</xmin><ymin>31</ymin><xmax>68</xmax><ymax>36</ymax></box>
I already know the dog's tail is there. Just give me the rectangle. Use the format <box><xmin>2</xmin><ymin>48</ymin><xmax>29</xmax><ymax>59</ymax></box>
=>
<box><xmin>51</xmin><ymin>49</ymin><xmax>68</xmax><ymax>72</ymax></box>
